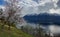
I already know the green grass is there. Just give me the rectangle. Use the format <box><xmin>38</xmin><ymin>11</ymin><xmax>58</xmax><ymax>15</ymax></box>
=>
<box><xmin>0</xmin><ymin>25</ymin><xmax>34</xmax><ymax>37</ymax></box>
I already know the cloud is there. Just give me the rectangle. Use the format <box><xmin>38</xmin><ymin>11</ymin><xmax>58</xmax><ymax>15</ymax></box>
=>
<box><xmin>49</xmin><ymin>25</ymin><xmax>60</xmax><ymax>34</ymax></box>
<box><xmin>1</xmin><ymin>0</ymin><xmax>60</xmax><ymax>17</ymax></box>
<box><xmin>0</xmin><ymin>5</ymin><xmax>4</xmax><ymax>8</ymax></box>
<box><xmin>20</xmin><ymin>0</ymin><xmax>54</xmax><ymax>16</ymax></box>
<box><xmin>52</xmin><ymin>0</ymin><xmax>59</xmax><ymax>3</ymax></box>
<box><xmin>21</xmin><ymin>6</ymin><xmax>38</xmax><ymax>17</ymax></box>
<box><xmin>0</xmin><ymin>5</ymin><xmax>5</xmax><ymax>11</ymax></box>
<box><xmin>57</xmin><ymin>0</ymin><xmax>60</xmax><ymax>7</ymax></box>
<box><xmin>15</xmin><ymin>0</ymin><xmax>60</xmax><ymax>17</ymax></box>
<box><xmin>49</xmin><ymin>8</ymin><xmax>60</xmax><ymax>14</ymax></box>
<box><xmin>38</xmin><ymin>2</ymin><xmax>54</xmax><ymax>13</ymax></box>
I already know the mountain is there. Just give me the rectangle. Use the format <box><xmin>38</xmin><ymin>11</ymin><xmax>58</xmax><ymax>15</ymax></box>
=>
<box><xmin>23</xmin><ymin>13</ymin><xmax>60</xmax><ymax>25</ymax></box>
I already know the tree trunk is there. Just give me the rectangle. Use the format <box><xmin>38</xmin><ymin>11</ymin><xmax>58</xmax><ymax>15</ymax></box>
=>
<box><xmin>1</xmin><ymin>24</ymin><xmax>4</xmax><ymax>31</ymax></box>
<box><xmin>8</xmin><ymin>23</ymin><xmax>10</xmax><ymax>30</ymax></box>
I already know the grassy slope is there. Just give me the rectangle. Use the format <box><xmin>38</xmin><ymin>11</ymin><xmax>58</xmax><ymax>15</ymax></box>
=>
<box><xmin>0</xmin><ymin>25</ymin><xmax>34</xmax><ymax>37</ymax></box>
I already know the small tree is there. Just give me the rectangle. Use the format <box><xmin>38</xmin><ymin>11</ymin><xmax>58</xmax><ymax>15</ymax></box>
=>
<box><xmin>3</xmin><ymin>0</ymin><xmax>23</xmax><ymax>30</ymax></box>
<box><xmin>0</xmin><ymin>8</ymin><xmax>3</xmax><ymax>15</ymax></box>
<box><xmin>0</xmin><ymin>8</ymin><xmax>4</xmax><ymax>29</ymax></box>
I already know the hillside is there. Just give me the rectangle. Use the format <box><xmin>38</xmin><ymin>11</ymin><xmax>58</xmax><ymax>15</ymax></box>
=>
<box><xmin>0</xmin><ymin>25</ymin><xmax>34</xmax><ymax>37</ymax></box>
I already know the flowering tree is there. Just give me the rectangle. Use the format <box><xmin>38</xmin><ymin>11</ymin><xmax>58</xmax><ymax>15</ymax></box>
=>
<box><xmin>1</xmin><ymin>0</ymin><xmax>23</xmax><ymax>30</ymax></box>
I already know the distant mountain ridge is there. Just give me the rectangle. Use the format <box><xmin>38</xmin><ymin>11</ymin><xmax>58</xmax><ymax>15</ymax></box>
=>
<box><xmin>23</xmin><ymin>13</ymin><xmax>60</xmax><ymax>25</ymax></box>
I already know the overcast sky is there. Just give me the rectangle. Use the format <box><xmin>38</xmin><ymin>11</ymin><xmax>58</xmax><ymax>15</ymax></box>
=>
<box><xmin>0</xmin><ymin>0</ymin><xmax>60</xmax><ymax>17</ymax></box>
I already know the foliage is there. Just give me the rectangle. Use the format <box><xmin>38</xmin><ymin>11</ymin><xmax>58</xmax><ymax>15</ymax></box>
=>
<box><xmin>0</xmin><ymin>0</ymin><xmax>23</xmax><ymax>30</ymax></box>
<box><xmin>0</xmin><ymin>23</ymin><xmax>34</xmax><ymax>37</ymax></box>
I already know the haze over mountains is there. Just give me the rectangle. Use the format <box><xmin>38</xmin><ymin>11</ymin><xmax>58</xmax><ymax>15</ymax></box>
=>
<box><xmin>24</xmin><ymin>13</ymin><xmax>60</xmax><ymax>25</ymax></box>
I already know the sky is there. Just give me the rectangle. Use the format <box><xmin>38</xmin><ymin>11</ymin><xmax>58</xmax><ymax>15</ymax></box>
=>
<box><xmin>0</xmin><ymin>0</ymin><xmax>60</xmax><ymax>34</ymax></box>
<box><xmin>0</xmin><ymin>0</ymin><xmax>5</xmax><ymax>5</ymax></box>
<box><xmin>0</xmin><ymin>0</ymin><xmax>60</xmax><ymax>16</ymax></box>
<box><xmin>20</xmin><ymin>0</ymin><xmax>60</xmax><ymax>16</ymax></box>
